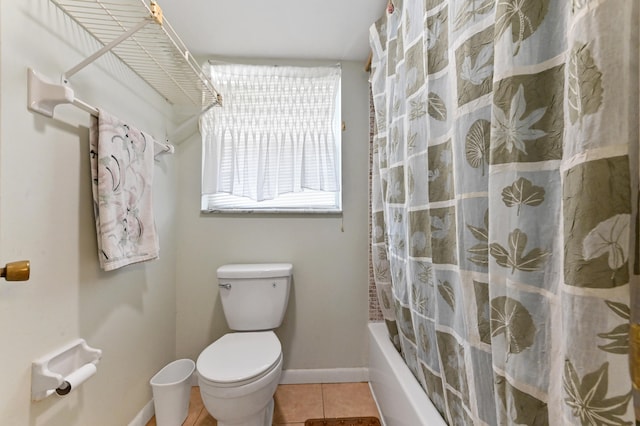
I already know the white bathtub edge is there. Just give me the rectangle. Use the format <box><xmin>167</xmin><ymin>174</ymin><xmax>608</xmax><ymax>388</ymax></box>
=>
<box><xmin>368</xmin><ymin>381</ymin><xmax>388</xmax><ymax>426</ymax></box>
<box><xmin>368</xmin><ymin>322</ymin><xmax>447</xmax><ymax>426</ymax></box>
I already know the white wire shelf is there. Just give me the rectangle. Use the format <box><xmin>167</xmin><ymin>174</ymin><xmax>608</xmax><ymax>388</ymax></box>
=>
<box><xmin>50</xmin><ymin>0</ymin><xmax>221</xmax><ymax>109</ymax></box>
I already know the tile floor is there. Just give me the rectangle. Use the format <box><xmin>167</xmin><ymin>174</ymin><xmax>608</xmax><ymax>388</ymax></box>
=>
<box><xmin>146</xmin><ymin>382</ymin><xmax>380</xmax><ymax>426</ymax></box>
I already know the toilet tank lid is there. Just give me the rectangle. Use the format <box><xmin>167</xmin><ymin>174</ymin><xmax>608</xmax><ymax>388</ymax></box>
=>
<box><xmin>217</xmin><ymin>263</ymin><xmax>293</xmax><ymax>279</ymax></box>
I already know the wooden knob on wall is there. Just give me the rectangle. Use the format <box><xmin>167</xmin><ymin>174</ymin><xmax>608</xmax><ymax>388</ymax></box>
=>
<box><xmin>1</xmin><ymin>260</ymin><xmax>30</xmax><ymax>281</ymax></box>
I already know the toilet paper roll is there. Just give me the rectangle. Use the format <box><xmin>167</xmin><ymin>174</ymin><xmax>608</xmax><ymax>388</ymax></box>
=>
<box><xmin>56</xmin><ymin>363</ymin><xmax>97</xmax><ymax>396</ymax></box>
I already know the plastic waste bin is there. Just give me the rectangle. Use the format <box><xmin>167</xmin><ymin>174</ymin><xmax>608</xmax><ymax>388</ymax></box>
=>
<box><xmin>150</xmin><ymin>359</ymin><xmax>195</xmax><ymax>426</ymax></box>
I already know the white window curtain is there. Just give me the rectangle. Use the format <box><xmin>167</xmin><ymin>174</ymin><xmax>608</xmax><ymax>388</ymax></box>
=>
<box><xmin>201</xmin><ymin>63</ymin><xmax>341</xmax><ymax>202</ymax></box>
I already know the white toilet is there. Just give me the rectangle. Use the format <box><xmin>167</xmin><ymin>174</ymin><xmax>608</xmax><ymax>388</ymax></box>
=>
<box><xmin>196</xmin><ymin>263</ymin><xmax>293</xmax><ymax>426</ymax></box>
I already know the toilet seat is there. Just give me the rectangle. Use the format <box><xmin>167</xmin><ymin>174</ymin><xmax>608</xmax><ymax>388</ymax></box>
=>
<box><xmin>197</xmin><ymin>331</ymin><xmax>282</xmax><ymax>386</ymax></box>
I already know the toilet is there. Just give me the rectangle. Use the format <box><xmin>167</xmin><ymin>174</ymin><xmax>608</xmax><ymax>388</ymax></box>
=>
<box><xmin>196</xmin><ymin>263</ymin><xmax>293</xmax><ymax>426</ymax></box>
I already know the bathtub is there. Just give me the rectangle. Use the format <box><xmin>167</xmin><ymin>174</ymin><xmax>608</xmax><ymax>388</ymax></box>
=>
<box><xmin>368</xmin><ymin>322</ymin><xmax>447</xmax><ymax>426</ymax></box>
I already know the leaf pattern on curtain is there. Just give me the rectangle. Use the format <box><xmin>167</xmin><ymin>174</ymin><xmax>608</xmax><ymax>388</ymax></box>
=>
<box><xmin>436</xmin><ymin>331</ymin><xmax>470</xmax><ymax>398</ymax></box>
<box><xmin>583</xmin><ymin>214</ymin><xmax>630</xmax><ymax>273</ymax></box>
<box><xmin>422</xmin><ymin>364</ymin><xmax>448</xmax><ymax>417</ymax></box>
<box><xmin>495</xmin><ymin>373</ymin><xmax>549</xmax><ymax>425</ymax></box>
<box><xmin>492</xmin><ymin>85</ymin><xmax>548</xmax><ymax>155</ymax></box>
<box><xmin>405</xmin><ymin>42</ymin><xmax>426</xmax><ymax>97</ymax></box>
<box><xmin>568</xmin><ymin>43</ymin><xmax>603</xmax><ymax>125</ymax></box>
<box><xmin>431</xmin><ymin>214</ymin><xmax>452</xmax><ymax>239</ymax></box>
<box><xmin>490</xmin><ymin>296</ymin><xmax>535</xmax><ymax>354</ymax></box>
<box><xmin>563</xmin><ymin>360</ymin><xmax>633</xmax><ymax>426</ymax></box>
<box><xmin>495</xmin><ymin>0</ymin><xmax>550</xmax><ymax>56</ymax></box>
<box><xmin>490</xmin><ymin>228</ymin><xmax>550</xmax><ymax>273</ymax></box>
<box><xmin>454</xmin><ymin>0</ymin><xmax>494</xmax><ymax>30</ymax></box>
<box><xmin>598</xmin><ymin>300</ymin><xmax>630</xmax><ymax>354</ymax></box>
<box><xmin>465</xmin><ymin>119</ymin><xmax>491</xmax><ymax>175</ymax></box>
<box><xmin>410</xmin><ymin>210</ymin><xmax>432</xmax><ymax>257</ymax></box>
<box><xmin>563</xmin><ymin>156</ymin><xmax>631</xmax><ymax>289</ymax></box>
<box><xmin>426</xmin><ymin>18</ymin><xmax>442</xmax><ymax>50</ymax></box>
<box><xmin>466</xmin><ymin>209</ymin><xmax>489</xmax><ymax>267</ymax></box>
<box><xmin>501</xmin><ymin>178</ymin><xmax>545</xmax><ymax>216</ymax></box>
<box><xmin>456</xmin><ymin>27</ymin><xmax>495</xmax><ymax>106</ymax></box>
<box><xmin>369</xmin><ymin>0</ymin><xmax>636</xmax><ymax>424</ymax></box>
<box><xmin>437</xmin><ymin>280</ymin><xmax>456</xmax><ymax>310</ymax></box>
<box><xmin>428</xmin><ymin>92</ymin><xmax>447</xmax><ymax>121</ymax></box>
<box><xmin>572</xmin><ymin>0</ymin><xmax>593</xmax><ymax>13</ymax></box>
<box><xmin>460</xmin><ymin>44</ymin><xmax>494</xmax><ymax>85</ymax></box>
<box><xmin>474</xmin><ymin>280</ymin><xmax>492</xmax><ymax>345</ymax></box>
<box><xmin>412</xmin><ymin>283</ymin><xmax>429</xmax><ymax>314</ymax></box>
<box><xmin>409</xmin><ymin>98</ymin><xmax>427</xmax><ymax>120</ymax></box>
<box><xmin>426</xmin><ymin>8</ymin><xmax>449</xmax><ymax>74</ymax></box>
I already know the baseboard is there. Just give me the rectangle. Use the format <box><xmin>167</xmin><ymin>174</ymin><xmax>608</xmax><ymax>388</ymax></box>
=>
<box><xmin>280</xmin><ymin>368</ymin><xmax>369</xmax><ymax>384</ymax></box>
<box><xmin>127</xmin><ymin>399</ymin><xmax>155</xmax><ymax>426</ymax></box>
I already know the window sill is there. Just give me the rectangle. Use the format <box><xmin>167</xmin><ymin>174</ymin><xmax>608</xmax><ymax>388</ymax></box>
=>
<box><xmin>200</xmin><ymin>208</ymin><xmax>343</xmax><ymax>215</ymax></box>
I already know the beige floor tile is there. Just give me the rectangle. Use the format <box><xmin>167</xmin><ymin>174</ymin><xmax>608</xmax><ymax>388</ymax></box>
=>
<box><xmin>149</xmin><ymin>382</ymin><xmax>380</xmax><ymax>426</ymax></box>
<box><xmin>193</xmin><ymin>409</ymin><xmax>217</xmax><ymax>426</ymax></box>
<box><xmin>273</xmin><ymin>383</ymin><xmax>324</xmax><ymax>423</ymax></box>
<box><xmin>183</xmin><ymin>387</ymin><xmax>206</xmax><ymax>425</ymax></box>
<box><xmin>322</xmin><ymin>383</ymin><xmax>380</xmax><ymax>419</ymax></box>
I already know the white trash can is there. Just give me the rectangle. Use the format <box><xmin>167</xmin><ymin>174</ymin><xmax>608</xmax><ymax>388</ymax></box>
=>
<box><xmin>150</xmin><ymin>359</ymin><xmax>195</xmax><ymax>426</ymax></box>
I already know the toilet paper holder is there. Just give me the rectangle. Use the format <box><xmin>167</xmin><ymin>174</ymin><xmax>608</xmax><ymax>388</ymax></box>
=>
<box><xmin>31</xmin><ymin>338</ymin><xmax>102</xmax><ymax>401</ymax></box>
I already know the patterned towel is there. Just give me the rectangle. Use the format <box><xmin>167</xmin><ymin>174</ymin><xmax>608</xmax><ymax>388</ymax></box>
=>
<box><xmin>89</xmin><ymin>109</ymin><xmax>159</xmax><ymax>271</ymax></box>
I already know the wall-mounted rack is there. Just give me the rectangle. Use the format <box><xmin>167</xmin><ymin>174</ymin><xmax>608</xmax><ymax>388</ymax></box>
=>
<box><xmin>28</xmin><ymin>0</ymin><xmax>222</xmax><ymax>144</ymax></box>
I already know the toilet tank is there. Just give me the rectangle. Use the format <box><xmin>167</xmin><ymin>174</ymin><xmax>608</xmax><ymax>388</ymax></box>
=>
<box><xmin>217</xmin><ymin>263</ymin><xmax>293</xmax><ymax>331</ymax></box>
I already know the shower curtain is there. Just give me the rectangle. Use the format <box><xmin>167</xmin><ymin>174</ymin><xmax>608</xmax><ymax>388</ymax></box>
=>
<box><xmin>369</xmin><ymin>0</ymin><xmax>639</xmax><ymax>424</ymax></box>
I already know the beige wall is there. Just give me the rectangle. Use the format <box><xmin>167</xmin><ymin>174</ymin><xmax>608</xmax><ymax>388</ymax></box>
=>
<box><xmin>175</xmin><ymin>60</ymin><xmax>371</xmax><ymax>371</ymax></box>
<box><xmin>0</xmin><ymin>2</ymin><xmax>178</xmax><ymax>425</ymax></box>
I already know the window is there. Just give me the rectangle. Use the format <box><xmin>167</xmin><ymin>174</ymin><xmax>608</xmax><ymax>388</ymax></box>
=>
<box><xmin>201</xmin><ymin>63</ymin><xmax>342</xmax><ymax>213</ymax></box>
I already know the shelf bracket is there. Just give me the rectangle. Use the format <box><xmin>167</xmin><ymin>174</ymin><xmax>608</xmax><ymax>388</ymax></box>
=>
<box><xmin>62</xmin><ymin>18</ymin><xmax>151</xmax><ymax>84</ymax></box>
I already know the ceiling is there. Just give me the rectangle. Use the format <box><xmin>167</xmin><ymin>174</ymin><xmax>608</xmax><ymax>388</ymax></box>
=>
<box><xmin>159</xmin><ymin>0</ymin><xmax>387</xmax><ymax>62</ymax></box>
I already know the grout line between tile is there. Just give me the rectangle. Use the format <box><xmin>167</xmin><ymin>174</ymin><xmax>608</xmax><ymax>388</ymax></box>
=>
<box><xmin>321</xmin><ymin>383</ymin><xmax>326</xmax><ymax>419</ymax></box>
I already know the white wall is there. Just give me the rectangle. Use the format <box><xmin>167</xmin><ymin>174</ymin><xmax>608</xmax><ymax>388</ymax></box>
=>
<box><xmin>0</xmin><ymin>1</ymin><xmax>178</xmax><ymax>425</ymax></box>
<box><xmin>175</xmin><ymin>59</ymin><xmax>371</xmax><ymax>372</ymax></box>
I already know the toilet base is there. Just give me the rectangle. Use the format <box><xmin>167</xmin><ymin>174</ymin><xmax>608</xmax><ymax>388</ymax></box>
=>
<box><xmin>216</xmin><ymin>398</ymin><xmax>274</xmax><ymax>426</ymax></box>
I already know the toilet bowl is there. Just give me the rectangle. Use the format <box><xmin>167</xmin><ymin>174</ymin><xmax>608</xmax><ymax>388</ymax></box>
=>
<box><xmin>196</xmin><ymin>264</ymin><xmax>292</xmax><ymax>426</ymax></box>
<box><xmin>198</xmin><ymin>331</ymin><xmax>283</xmax><ymax>426</ymax></box>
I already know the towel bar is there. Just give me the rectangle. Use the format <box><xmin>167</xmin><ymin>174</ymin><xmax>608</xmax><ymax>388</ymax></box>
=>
<box><xmin>27</xmin><ymin>68</ymin><xmax>175</xmax><ymax>155</ymax></box>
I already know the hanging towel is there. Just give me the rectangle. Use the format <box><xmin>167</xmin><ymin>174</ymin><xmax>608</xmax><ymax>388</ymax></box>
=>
<box><xmin>89</xmin><ymin>109</ymin><xmax>159</xmax><ymax>271</ymax></box>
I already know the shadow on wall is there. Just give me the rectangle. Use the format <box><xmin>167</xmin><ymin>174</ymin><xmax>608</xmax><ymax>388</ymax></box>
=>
<box><xmin>29</xmin><ymin>400</ymin><xmax>83</xmax><ymax>426</ymax></box>
<box><xmin>275</xmin><ymin>276</ymin><xmax>296</xmax><ymax>370</ymax></box>
<box><xmin>204</xmin><ymin>285</ymin><xmax>231</xmax><ymax>355</ymax></box>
